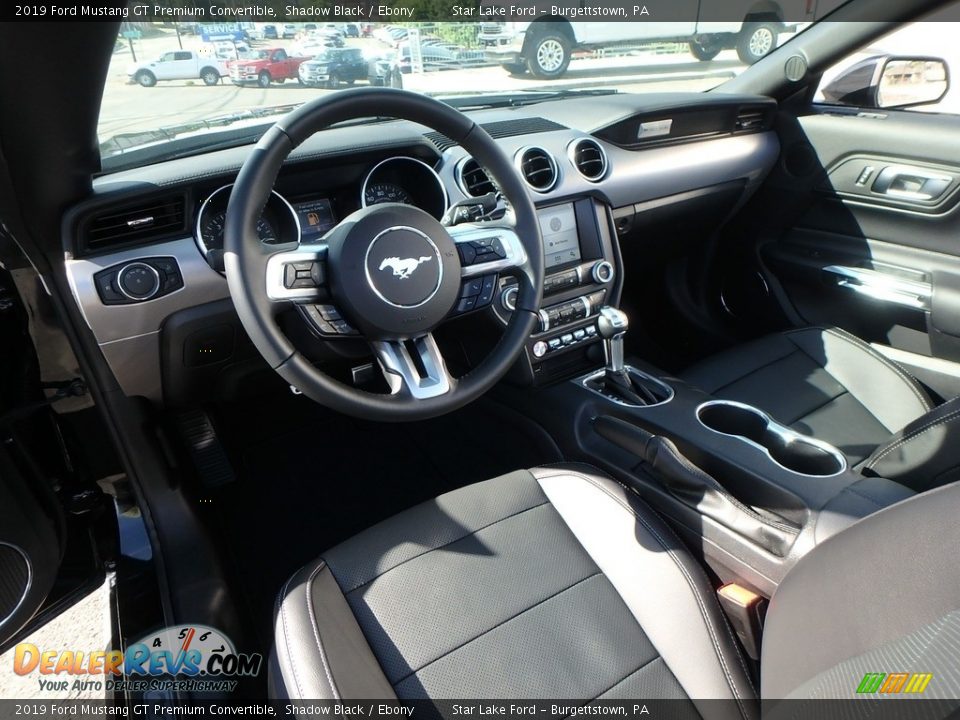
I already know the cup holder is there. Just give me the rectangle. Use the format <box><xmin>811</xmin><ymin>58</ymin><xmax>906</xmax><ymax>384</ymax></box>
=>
<box><xmin>696</xmin><ymin>400</ymin><xmax>846</xmax><ymax>477</ymax></box>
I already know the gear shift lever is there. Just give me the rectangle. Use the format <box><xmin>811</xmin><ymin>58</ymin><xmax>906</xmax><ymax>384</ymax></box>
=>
<box><xmin>594</xmin><ymin>306</ymin><xmax>661</xmax><ymax>405</ymax></box>
<box><xmin>597</xmin><ymin>306</ymin><xmax>629</xmax><ymax>373</ymax></box>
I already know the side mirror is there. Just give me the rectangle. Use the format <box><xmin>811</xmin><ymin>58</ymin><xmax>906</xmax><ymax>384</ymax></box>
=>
<box><xmin>877</xmin><ymin>57</ymin><xmax>949</xmax><ymax>108</ymax></box>
<box><xmin>821</xmin><ymin>55</ymin><xmax>949</xmax><ymax>109</ymax></box>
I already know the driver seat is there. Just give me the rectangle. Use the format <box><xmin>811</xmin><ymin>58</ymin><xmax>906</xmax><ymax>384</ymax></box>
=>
<box><xmin>271</xmin><ymin>464</ymin><xmax>960</xmax><ymax>710</ymax></box>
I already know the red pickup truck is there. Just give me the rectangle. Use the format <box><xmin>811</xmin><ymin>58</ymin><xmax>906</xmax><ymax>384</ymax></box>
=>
<box><xmin>228</xmin><ymin>48</ymin><xmax>310</xmax><ymax>87</ymax></box>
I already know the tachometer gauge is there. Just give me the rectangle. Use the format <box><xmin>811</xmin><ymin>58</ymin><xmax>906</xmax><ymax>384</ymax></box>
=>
<box><xmin>364</xmin><ymin>182</ymin><xmax>414</xmax><ymax>207</ymax></box>
<box><xmin>195</xmin><ymin>184</ymin><xmax>299</xmax><ymax>274</ymax></box>
<box><xmin>199</xmin><ymin>212</ymin><xmax>277</xmax><ymax>251</ymax></box>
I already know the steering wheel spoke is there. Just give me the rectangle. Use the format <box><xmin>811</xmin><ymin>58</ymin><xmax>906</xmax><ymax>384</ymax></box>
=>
<box><xmin>449</xmin><ymin>224</ymin><xmax>527</xmax><ymax>279</ymax></box>
<box><xmin>265</xmin><ymin>245</ymin><xmax>329</xmax><ymax>303</ymax></box>
<box><xmin>372</xmin><ymin>334</ymin><xmax>453</xmax><ymax>399</ymax></box>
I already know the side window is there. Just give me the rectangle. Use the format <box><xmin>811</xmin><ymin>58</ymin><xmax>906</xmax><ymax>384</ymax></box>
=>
<box><xmin>273</xmin><ymin>49</ymin><xmax>287</xmax><ymax>61</ymax></box>
<box><xmin>160</xmin><ymin>52</ymin><xmax>177</xmax><ymax>62</ymax></box>
<box><xmin>174</xmin><ymin>52</ymin><xmax>192</xmax><ymax>61</ymax></box>
<box><xmin>815</xmin><ymin>13</ymin><xmax>956</xmax><ymax>114</ymax></box>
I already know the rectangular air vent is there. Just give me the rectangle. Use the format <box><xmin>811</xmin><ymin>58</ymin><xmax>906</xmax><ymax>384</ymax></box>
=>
<box><xmin>734</xmin><ymin>107</ymin><xmax>771</xmax><ymax>134</ymax></box>
<box><xmin>82</xmin><ymin>194</ymin><xmax>187</xmax><ymax>253</ymax></box>
<box><xmin>425</xmin><ymin>117</ymin><xmax>567</xmax><ymax>151</ymax></box>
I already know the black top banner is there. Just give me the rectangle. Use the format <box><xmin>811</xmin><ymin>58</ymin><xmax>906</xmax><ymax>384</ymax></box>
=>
<box><xmin>5</xmin><ymin>0</ymin><xmax>954</xmax><ymax>23</ymax></box>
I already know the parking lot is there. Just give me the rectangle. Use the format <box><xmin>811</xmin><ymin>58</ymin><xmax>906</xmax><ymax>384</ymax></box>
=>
<box><xmin>98</xmin><ymin>27</ymin><xmax>751</xmax><ymax>143</ymax></box>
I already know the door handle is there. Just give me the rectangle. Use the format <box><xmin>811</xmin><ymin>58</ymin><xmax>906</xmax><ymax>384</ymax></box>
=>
<box><xmin>824</xmin><ymin>265</ymin><xmax>932</xmax><ymax>309</ymax></box>
<box><xmin>871</xmin><ymin>165</ymin><xmax>953</xmax><ymax>201</ymax></box>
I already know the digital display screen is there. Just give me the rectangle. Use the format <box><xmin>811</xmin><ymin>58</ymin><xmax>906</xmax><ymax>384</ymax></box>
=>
<box><xmin>295</xmin><ymin>198</ymin><xmax>336</xmax><ymax>237</ymax></box>
<box><xmin>539</xmin><ymin>203</ymin><xmax>581</xmax><ymax>269</ymax></box>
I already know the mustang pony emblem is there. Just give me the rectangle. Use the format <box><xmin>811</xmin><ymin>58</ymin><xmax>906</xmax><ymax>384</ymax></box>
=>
<box><xmin>378</xmin><ymin>256</ymin><xmax>433</xmax><ymax>280</ymax></box>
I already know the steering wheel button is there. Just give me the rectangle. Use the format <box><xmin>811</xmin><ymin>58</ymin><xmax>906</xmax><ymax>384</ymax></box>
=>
<box><xmin>457</xmin><ymin>244</ymin><xmax>477</xmax><ymax>265</ymax></box>
<box><xmin>461</xmin><ymin>278</ymin><xmax>483</xmax><ymax>298</ymax></box>
<box><xmin>477</xmin><ymin>275</ymin><xmax>498</xmax><ymax>305</ymax></box>
<box><xmin>456</xmin><ymin>296</ymin><xmax>476</xmax><ymax>313</ymax></box>
<box><xmin>490</xmin><ymin>239</ymin><xmax>506</xmax><ymax>258</ymax></box>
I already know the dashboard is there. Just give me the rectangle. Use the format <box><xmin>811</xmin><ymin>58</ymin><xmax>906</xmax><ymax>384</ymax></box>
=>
<box><xmin>63</xmin><ymin>93</ymin><xmax>780</xmax><ymax>404</ymax></box>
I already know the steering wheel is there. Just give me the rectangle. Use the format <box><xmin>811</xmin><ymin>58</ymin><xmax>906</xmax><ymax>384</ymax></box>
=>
<box><xmin>224</xmin><ymin>88</ymin><xmax>544</xmax><ymax>422</ymax></box>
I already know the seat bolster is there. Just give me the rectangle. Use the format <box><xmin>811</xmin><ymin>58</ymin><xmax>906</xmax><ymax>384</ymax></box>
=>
<box><xmin>787</xmin><ymin>327</ymin><xmax>931</xmax><ymax>432</ymax></box>
<box><xmin>273</xmin><ymin>560</ymin><xmax>396</xmax><ymax>701</ymax></box>
<box><xmin>529</xmin><ymin>464</ymin><xmax>758</xmax><ymax>719</ymax></box>
<box><xmin>860</xmin><ymin>397</ymin><xmax>960</xmax><ymax>492</ymax></box>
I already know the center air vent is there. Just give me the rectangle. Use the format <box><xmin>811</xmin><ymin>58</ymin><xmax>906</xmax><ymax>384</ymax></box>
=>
<box><xmin>82</xmin><ymin>194</ymin><xmax>187</xmax><ymax>253</ymax></box>
<box><xmin>457</xmin><ymin>158</ymin><xmax>497</xmax><ymax>197</ymax></box>
<box><xmin>515</xmin><ymin>147</ymin><xmax>558</xmax><ymax>193</ymax></box>
<box><xmin>568</xmin><ymin>138</ymin><xmax>608</xmax><ymax>182</ymax></box>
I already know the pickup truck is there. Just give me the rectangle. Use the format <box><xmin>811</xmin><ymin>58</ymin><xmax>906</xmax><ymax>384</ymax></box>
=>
<box><xmin>126</xmin><ymin>50</ymin><xmax>227</xmax><ymax>87</ymax></box>
<box><xmin>228</xmin><ymin>48</ymin><xmax>310</xmax><ymax>87</ymax></box>
<box><xmin>298</xmin><ymin>48</ymin><xmax>369</xmax><ymax>88</ymax></box>
<box><xmin>480</xmin><ymin>2</ymin><xmax>812</xmax><ymax>78</ymax></box>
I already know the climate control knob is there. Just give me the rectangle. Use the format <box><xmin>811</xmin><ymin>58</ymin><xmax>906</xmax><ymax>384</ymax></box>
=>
<box><xmin>591</xmin><ymin>260</ymin><xmax>615</xmax><ymax>284</ymax></box>
<box><xmin>117</xmin><ymin>262</ymin><xmax>161</xmax><ymax>301</ymax></box>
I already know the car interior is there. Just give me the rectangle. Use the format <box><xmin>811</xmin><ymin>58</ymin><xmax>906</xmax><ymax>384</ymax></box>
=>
<box><xmin>2</xmin><ymin>0</ymin><xmax>960</xmax><ymax>712</ymax></box>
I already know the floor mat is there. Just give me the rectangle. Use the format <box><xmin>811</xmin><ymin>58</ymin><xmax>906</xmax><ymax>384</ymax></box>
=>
<box><xmin>206</xmin><ymin>390</ymin><xmax>561</xmax><ymax>650</ymax></box>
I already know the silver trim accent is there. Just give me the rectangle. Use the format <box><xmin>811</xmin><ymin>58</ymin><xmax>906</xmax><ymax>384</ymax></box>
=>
<box><xmin>591</xmin><ymin>260</ymin><xmax>615</xmax><ymax>285</ymax></box>
<box><xmin>0</xmin><ymin>542</ymin><xmax>32</xmax><ymax>630</ymax></box>
<box><xmin>578</xmin><ymin>366</ymin><xmax>675</xmax><ymax>408</ymax></box>
<box><xmin>116</xmin><ymin>262</ymin><xmax>161</xmax><ymax>301</ymax></box>
<box><xmin>538</xmin><ymin>309</ymin><xmax>551</xmax><ymax>332</ymax></box>
<box><xmin>360</xmin><ymin>156</ymin><xmax>449</xmax><ymax>219</ymax></box>
<box><xmin>126</xmin><ymin>216</ymin><xmax>154</xmax><ymax>227</ymax></box>
<box><xmin>501</xmin><ymin>285</ymin><xmax>518</xmax><ymax>311</ymax></box>
<box><xmin>449</xmin><ymin>224</ymin><xmax>527</xmax><ymax>278</ymax></box>
<box><xmin>195</xmin><ymin>184</ymin><xmax>301</xmax><ymax>271</ymax></box>
<box><xmin>579</xmin><ymin>295</ymin><xmax>592</xmax><ymax>317</ymax></box>
<box><xmin>567</xmin><ymin>137</ymin><xmax>609</xmax><ymax>182</ymax></box>
<box><xmin>696</xmin><ymin>399</ymin><xmax>848</xmax><ymax>477</ymax></box>
<box><xmin>265</xmin><ymin>247</ymin><xmax>328</xmax><ymax>302</ymax></box>
<box><xmin>823</xmin><ymin>265</ymin><xmax>931</xmax><ymax>310</ymax></box>
<box><xmin>514</xmin><ymin>146</ymin><xmax>559</xmax><ymax>193</ymax></box>
<box><xmin>372</xmin><ymin>333</ymin><xmax>452</xmax><ymax>399</ymax></box>
<box><xmin>455</xmin><ymin>156</ymin><xmax>495</xmax><ymax>198</ymax></box>
<box><xmin>363</xmin><ymin>226</ymin><xmax>443</xmax><ymax>309</ymax></box>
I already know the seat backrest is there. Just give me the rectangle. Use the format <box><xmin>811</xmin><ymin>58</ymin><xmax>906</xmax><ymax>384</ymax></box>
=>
<box><xmin>761</xmin><ymin>480</ymin><xmax>960</xmax><ymax>699</ymax></box>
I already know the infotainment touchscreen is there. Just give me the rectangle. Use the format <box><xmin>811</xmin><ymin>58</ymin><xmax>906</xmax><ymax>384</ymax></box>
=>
<box><xmin>538</xmin><ymin>203</ymin><xmax>581</xmax><ymax>269</ymax></box>
<box><xmin>294</xmin><ymin>198</ymin><xmax>336</xmax><ymax>238</ymax></box>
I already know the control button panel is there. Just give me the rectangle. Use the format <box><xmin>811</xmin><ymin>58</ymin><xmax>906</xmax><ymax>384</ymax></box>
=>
<box><xmin>457</xmin><ymin>237</ymin><xmax>507</xmax><ymax>266</ymax></box>
<box><xmin>544</xmin><ymin>268</ymin><xmax>580</xmax><ymax>294</ymax></box>
<box><xmin>532</xmin><ymin>322</ymin><xmax>599</xmax><ymax>360</ymax></box>
<box><xmin>94</xmin><ymin>256</ymin><xmax>184</xmax><ymax>305</ymax></box>
<box><xmin>299</xmin><ymin>304</ymin><xmax>359</xmax><ymax>336</ymax></box>
<box><xmin>283</xmin><ymin>260</ymin><xmax>325</xmax><ymax>290</ymax></box>
<box><xmin>452</xmin><ymin>273</ymin><xmax>498</xmax><ymax>316</ymax></box>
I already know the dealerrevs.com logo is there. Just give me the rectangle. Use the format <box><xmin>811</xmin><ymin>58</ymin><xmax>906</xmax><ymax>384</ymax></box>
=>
<box><xmin>13</xmin><ymin>625</ymin><xmax>262</xmax><ymax>693</ymax></box>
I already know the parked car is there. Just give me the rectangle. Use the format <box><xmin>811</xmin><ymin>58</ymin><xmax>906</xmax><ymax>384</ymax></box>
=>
<box><xmin>228</xmin><ymin>48</ymin><xmax>310</xmax><ymax>87</ymax></box>
<box><xmin>126</xmin><ymin>50</ymin><xmax>227</xmax><ymax>87</ymax></box>
<box><xmin>481</xmin><ymin>4</ymin><xmax>807</xmax><ymax>78</ymax></box>
<box><xmin>281</xmin><ymin>24</ymin><xmax>298</xmax><ymax>39</ymax></box>
<box><xmin>344</xmin><ymin>23</ymin><xmax>360</xmax><ymax>38</ymax></box>
<box><xmin>298</xmin><ymin>47</ymin><xmax>369</xmax><ymax>88</ymax></box>
<box><xmin>395</xmin><ymin>41</ymin><xmax>460</xmax><ymax>74</ymax></box>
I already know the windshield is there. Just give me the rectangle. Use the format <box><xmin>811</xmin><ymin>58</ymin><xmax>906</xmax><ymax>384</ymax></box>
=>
<box><xmin>101</xmin><ymin>18</ymin><xmax>818</xmax><ymax>171</ymax></box>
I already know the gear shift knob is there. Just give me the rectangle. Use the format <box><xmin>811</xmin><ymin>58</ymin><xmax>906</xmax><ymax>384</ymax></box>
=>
<box><xmin>597</xmin><ymin>306</ymin><xmax>628</xmax><ymax>373</ymax></box>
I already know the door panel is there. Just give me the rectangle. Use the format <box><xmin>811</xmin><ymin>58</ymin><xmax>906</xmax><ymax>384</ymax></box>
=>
<box><xmin>745</xmin><ymin>107</ymin><xmax>960</xmax><ymax>392</ymax></box>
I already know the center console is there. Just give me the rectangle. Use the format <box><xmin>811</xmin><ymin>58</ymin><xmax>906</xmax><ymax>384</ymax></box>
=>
<box><xmin>498</xmin><ymin>197</ymin><xmax>623</xmax><ymax>385</ymax></box>
<box><xmin>506</xmin><ymin>307</ymin><xmax>916</xmax><ymax>602</ymax></box>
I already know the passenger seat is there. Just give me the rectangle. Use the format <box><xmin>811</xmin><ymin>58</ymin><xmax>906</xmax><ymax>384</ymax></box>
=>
<box><xmin>682</xmin><ymin>326</ymin><xmax>960</xmax><ymax>492</ymax></box>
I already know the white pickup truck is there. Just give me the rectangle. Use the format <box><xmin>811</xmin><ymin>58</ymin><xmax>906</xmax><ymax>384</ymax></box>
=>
<box><xmin>127</xmin><ymin>50</ymin><xmax>228</xmax><ymax>88</ymax></box>
<box><xmin>480</xmin><ymin>1</ymin><xmax>815</xmax><ymax>78</ymax></box>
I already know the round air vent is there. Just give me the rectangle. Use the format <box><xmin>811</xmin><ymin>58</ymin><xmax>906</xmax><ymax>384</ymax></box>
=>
<box><xmin>514</xmin><ymin>147</ymin><xmax>558</xmax><ymax>193</ymax></box>
<box><xmin>568</xmin><ymin>138</ymin><xmax>608</xmax><ymax>182</ymax></box>
<box><xmin>457</xmin><ymin>158</ymin><xmax>497</xmax><ymax>198</ymax></box>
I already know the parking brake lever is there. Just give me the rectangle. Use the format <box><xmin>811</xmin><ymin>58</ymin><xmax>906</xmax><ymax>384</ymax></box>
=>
<box><xmin>593</xmin><ymin>415</ymin><xmax>798</xmax><ymax>557</ymax></box>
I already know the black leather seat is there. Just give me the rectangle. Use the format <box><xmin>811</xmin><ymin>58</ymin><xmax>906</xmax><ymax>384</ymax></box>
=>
<box><xmin>683</xmin><ymin>326</ymin><xmax>960</xmax><ymax>492</ymax></box>
<box><xmin>272</xmin><ymin>463</ymin><xmax>960</xmax><ymax>708</ymax></box>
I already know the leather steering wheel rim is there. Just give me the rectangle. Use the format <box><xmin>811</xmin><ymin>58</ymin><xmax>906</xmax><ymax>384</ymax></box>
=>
<box><xmin>223</xmin><ymin>88</ymin><xmax>544</xmax><ymax>422</ymax></box>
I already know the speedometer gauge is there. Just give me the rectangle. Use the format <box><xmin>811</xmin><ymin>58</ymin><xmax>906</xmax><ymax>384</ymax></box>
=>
<box><xmin>364</xmin><ymin>182</ymin><xmax>414</xmax><ymax>207</ymax></box>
